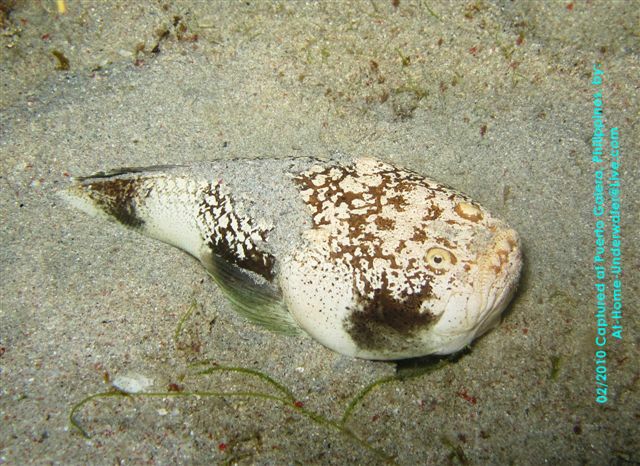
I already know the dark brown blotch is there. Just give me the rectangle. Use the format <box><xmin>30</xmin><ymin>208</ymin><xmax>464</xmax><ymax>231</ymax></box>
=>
<box><xmin>411</xmin><ymin>227</ymin><xmax>427</xmax><ymax>243</ymax></box>
<box><xmin>345</xmin><ymin>285</ymin><xmax>438</xmax><ymax>353</ymax></box>
<box><xmin>386</xmin><ymin>195</ymin><xmax>408</xmax><ymax>211</ymax></box>
<box><xmin>210</xmin><ymin>241</ymin><xmax>275</xmax><ymax>281</ymax></box>
<box><xmin>87</xmin><ymin>178</ymin><xmax>147</xmax><ymax>228</ymax></box>
<box><xmin>374</xmin><ymin>216</ymin><xmax>395</xmax><ymax>230</ymax></box>
<box><xmin>422</xmin><ymin>203</ymin><xmax>443</xmax><ymax>221</ymax></box>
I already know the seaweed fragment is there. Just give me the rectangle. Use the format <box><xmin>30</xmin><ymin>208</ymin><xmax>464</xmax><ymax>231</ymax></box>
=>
<box><xmin>51</xmin><ymin>50</ymin><xmax>70</xmax><ymax>70</ymax></box>
<box><xmin>69</xmin><ymin>300</ymin><xmax>456</xmax><ymax>463</ymax></box>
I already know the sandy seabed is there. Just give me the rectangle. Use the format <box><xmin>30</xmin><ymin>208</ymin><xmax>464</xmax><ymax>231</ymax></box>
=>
<box><xmin>1</xmin><ymin>1</ymin><xmax>638</xmax><ymax>464</ymax></box>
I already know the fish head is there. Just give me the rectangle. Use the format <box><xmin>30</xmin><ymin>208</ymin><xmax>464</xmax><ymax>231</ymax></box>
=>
<box><xmin>283</xmin><ymin>158</ymin><xmax>523</xmax><ymax>360</ymax></box>
<box><xmin>418</xmin><ymin>214</ymin><xmax>523</xmax><ymax>355</ymax></box>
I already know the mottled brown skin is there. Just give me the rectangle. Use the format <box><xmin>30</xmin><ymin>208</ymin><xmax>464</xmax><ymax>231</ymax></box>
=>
<box><xmin>85</xmin><ymin>178</ymin><xmax>148</xmax><ymax>228</ymax></box>
<box><xmin>292</xmin><ymin>159</ymin><xmax>460</xmax><ymax>354</ymax></box>
<box><xmin>197</xmin><ymin>183</ymin><xmax>275</xmax><ymax>281</ymax></box>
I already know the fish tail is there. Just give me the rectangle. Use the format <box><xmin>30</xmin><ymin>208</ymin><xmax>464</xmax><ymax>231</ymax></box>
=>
<box><xmin>60</xmin><ymin>167</ymin><xmax>206</xmax><ymax>259</ymax></box>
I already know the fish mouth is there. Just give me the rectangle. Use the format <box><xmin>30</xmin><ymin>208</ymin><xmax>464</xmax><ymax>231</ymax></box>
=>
<box><xmin>471</xmin><ymin>227</ymin><xmax>522</xmax><ymax>335</ymax></box>
<box><xmin>430</xmin><ymin>226</ymin><xmax>522</xmax><ymax>353</ymax></box>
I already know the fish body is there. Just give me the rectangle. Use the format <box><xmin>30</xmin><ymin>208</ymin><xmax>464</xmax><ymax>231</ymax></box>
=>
<box><xmin>61</xmin><ymin>154</ymin><xmax>522</xmax><ymax>360</ymax></box>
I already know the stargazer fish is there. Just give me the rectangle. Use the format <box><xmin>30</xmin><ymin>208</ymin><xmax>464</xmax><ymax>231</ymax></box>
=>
<box><xmin>60</xmin><ymin>154</ymin><xmax>522</xmax><ymax>360</ymax></box>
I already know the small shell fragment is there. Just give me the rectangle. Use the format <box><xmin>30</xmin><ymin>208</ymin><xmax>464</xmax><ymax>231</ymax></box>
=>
<box><xmin>112</xmin><ymin>373</ymin><xmax>153</xmax><ymax>394</ymax></box>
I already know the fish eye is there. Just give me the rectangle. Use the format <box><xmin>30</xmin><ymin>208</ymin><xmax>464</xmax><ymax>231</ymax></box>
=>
<box><xmin>425</xmin><ymin>247</ymin><xmax>456</xmax><ymax>271</ymax></box>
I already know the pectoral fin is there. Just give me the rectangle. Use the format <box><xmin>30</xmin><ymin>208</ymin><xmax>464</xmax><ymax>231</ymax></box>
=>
<box><xmin>200</xmin><ymin>250</ymin><xmax>300</xmax><ymax>336</ymax></box>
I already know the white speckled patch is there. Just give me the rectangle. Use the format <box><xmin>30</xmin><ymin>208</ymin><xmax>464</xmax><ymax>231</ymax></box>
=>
<box><xmin>293</xmin><ymin>157</ymin><xmax>453</xmax><ymax>301</ymax></box>
<box><xmin>196</xmin><ymin>182</ymin><xmax>275</xmax><ymax>279</ymax></box>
